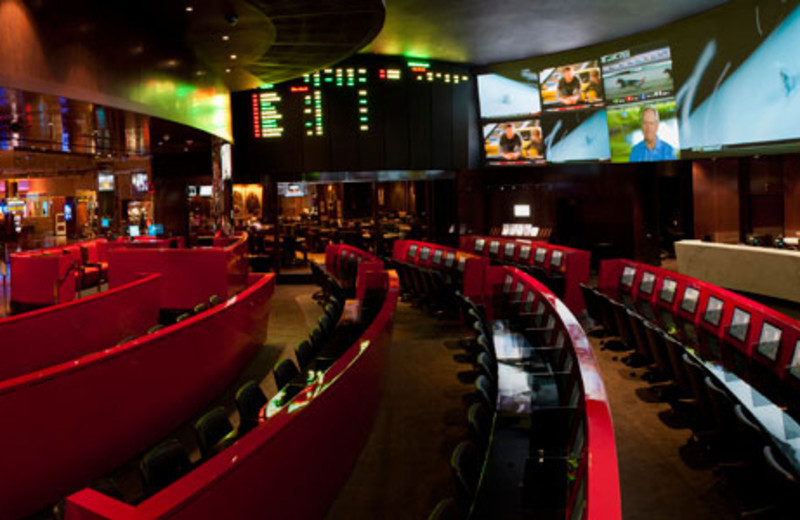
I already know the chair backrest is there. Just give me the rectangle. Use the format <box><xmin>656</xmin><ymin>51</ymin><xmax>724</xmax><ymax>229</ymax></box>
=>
<box><xmin>175</xmin><ymin>312</ymin><xmax>192</xmax><ymax>323</ymax></box>
<box><xmin>194</xmin><ymin>407</ymin><xmax>235</xmax><ymax>458</ymax></box>
<box><xmin>139</xmin><ymin>439</ymin><xmax>192</xmax><ymax>495</ymax></box>
<box><xmin>147</xmin><ymin>324</ymin><xmax>165</xmax><ymax>334</ymax></box>
<box><xmin>427</xmin><ymin>497</ymin><xmax>462</xmax><ymax>520</ymax></box>
<box><xmin>295</xmin><ymin>340</ymin><xmax>314</xmax><ymax>369</ymax></box>
<box><xmin>450</xmin><ymin>441</ymin><xmax>480</xmax><ymax>509</ymax></box>
<box><xmin>193</xmin><ymin>302</ymin><xmax>209</xmax><ymax>314</ymax></box>
<box><xmin>273</xmin><ymin>358</ymin><xmax>300</xmax><ymax>391</ymax></box>
<box><xmin>208</xmin><ymin>294</ymin><xmax>223</xmax><ymax>307</ymax></box>
<box><xmin>467</xmin><ymin>402</ymin><xmax>492</xmax><ymax>447</ymax></box>
<box><xmin>763</xmin><ymin>445</ymin><xmax>799</xmax><ymax>486</ymax></box>
<box><xmin>703</xmin><ymin>376</ymin><xmax>737</xmax><ymax>433</ymax></box>
<box><xmin>476</xmin><ymin>352</ymin><xmax>496</xmax><ymax>382</ymax></box>
<box><xmin>475</xmin><ymin>375</ymin><xmax>495</xmax><ymax>410</ymax></box>
<box><xmin>235</xmin><ymin>381</ymin><xmax>267</xmax><ymax>434</ymax></box>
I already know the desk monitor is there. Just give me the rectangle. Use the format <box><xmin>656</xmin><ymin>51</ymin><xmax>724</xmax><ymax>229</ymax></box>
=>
<box><xmin>514</xmin><ymin>282</ymin><xmax>525</xmax><ymax>298</ymax></box>
<box><xmin>535</xmin><ymin>247</ymin><xmax>547</xmax><ymax>264</ymax></box>
<box><xmin>457</xmin><ymin>256</ymin><xmax>467</xmax><ymax>272</ymax></box>
<box><xmin>420</xmin><ymin>247</ymin><xmax>430</xmax><ymax>261</ymax></box>
<box><xmin>660</xmin><ymin>277</ymin><xmax>677</xmax><ymax>303</ymax></box>
<box><xmin>444</xmin><ymin>252</ymin><xmax>455</xmax><ymax>268</ymax></box>
<box><xmin>639</xmin><ymin>272</ymin><xmax>656</xmax><ymax>295</ymax></box>
<box><xmin>489</xmin><ymin>241</ymin><xmax>500</xmax><ymax>255</ymax></box>
<box><xmin>101</xmin><ymin>218</ymin><xmax>110</xmax><ymax>228</ymax></box>
<box><xmin>523</xmin><ymin>291</ymin><xmax>535</xmax><ymax>313</ymax></box>
<box><xmin>148</xmin><ymin>224</ymin><xmax>164</xmax><ymax>236</ymax></box>
<box><xmin>128</xmin><ymin>225</ymin><xmax>141</xmax><ymax>238</ymax></box>
<box><xmin>790</xmin><ymin>340</ymin><xmax>800</xmax><ymax>380</ymax></box>
<box><xmin>757</xmin><ymin>322</ymin><xmax>782</xmax><ymax>362</ymax></box>
<box><xmin>728</xmin><ymin>307</ymin><xmax>751</xmax><ymax>343</ymax></box>
<box><xmin>432</xmin><ymin>249</ymin><xmax>443</xmax><ymax>264</ymax></box>
<box><xmin>504</xmin><ymin>242</ymin><xmax>516</xmax><ymax>258</ymax></box>
<box><xmin>550</xmin><ymin>249</ymin><xmax>564</xmax><ymax>268</ymax></box>
<box><xmin>503</xmin><ymin>274</ymin><xmax>514</xmax><ymax>293</ymax></box>
<box><xmin>620</xmin><ymin>265</ymin><xmax>636</xmax><ymax>288</ymax></box>
<box><xmin>407</xmin><ymin>244</ymin><xmax>418</xmax><ymax>259</ymax></box>
<box><xmin>703</xmin><ymin>296</ymin><xmax>724</xmax><ymax>327</ymax></box>
<box><xmin>475</xmin><ymin>238</ymin><xmax>486</xmax><ymax>253</ymax></box>
<box><xmin>519</xmin><ymin>245</ymin><xmax>531</xmax><ymax>260</ymax></box>
<box><xmin>680</xmin><ymin>287</ymin><xmax>700</xmax><ymax>314</ymax></box>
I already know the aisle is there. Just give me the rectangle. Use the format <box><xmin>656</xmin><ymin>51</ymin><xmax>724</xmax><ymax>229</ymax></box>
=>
<box><xmin>325</xmin><ymin>302</ymin><xmax>469</xmax><ymax>520</ymax></box>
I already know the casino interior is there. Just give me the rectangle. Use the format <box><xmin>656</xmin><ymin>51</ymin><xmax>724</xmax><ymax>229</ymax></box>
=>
<box><xmin>2</xmin><ymin>0</ymin><xmax>800</xmax><ymax>519</ymax></box>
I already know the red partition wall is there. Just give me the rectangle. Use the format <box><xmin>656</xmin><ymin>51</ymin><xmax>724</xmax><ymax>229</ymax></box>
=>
<box><xmin>459</xmin><ymin>235</ymin><xmax>590</xmax><ymax>315</ymax></box>
<box><xmin>323</xmin><ymin>243</ymin><xmax>383</xmax><ymax>287</ymax></box>
<box><xmin>0</xmin><ymin>273</ymin><xmax>275</xmax><ymax>519</ymax></box>
<box><xmin>484</xmin><ymin>266</ymin><xmax>621</xmax><ymax>520</ymax></box>
<box><xmin>0</xmin><ymin>273</ymin><xmax>160</xmax><ymax>382</ymax></box>
<box><xmin>391</xmin><ymin>239</ymin><xmax>489</xmax><ymax>301</ymax></box>
<box><xmin>598</xmin><ymin>259</ymin><xmax>800</xmax><ymax>406</ymax></box>
<box><xmin>65</xmin><ymin>270</ymin><xmax>399</xmax><ymax>520</ymax></box>
<box><xmin>9</xmin><ymin>253</ymin><xmax>76</xmax><ymax>307</ymax></box>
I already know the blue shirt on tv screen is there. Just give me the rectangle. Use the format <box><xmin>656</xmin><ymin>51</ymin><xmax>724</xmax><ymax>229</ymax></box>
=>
<box><xmin>629</xmin><ymin>138</ymin><xmax>676</xmax><ymax>162</ymax></box>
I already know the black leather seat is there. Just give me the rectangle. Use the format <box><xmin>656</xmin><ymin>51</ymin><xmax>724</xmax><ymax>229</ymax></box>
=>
<box><xmin>450</xmin><ymin>441</ymin><xmax>480</xmax><ymax>511</ymax></box>
<box><xmin>193</xmin><ymin>302</ymin><xmax>209</xmax><ymax>314</ymax></box>
<box><xmin>139</xmin><ymin>439</ymin><xmax>192</xmax><ymax>495</ymax></box>
<box><xmin>475</xmin><ymin>374</ymin><xmax>496</xmax><ymax>410</ymax></box>
<box><xmin>194</xmin><ymin>407</ymin><xmax>237</xmax><ymax>458</ymax></box>
<box><xmin>295</xmin><ymin>340</ymin><xmax>314</xmax><ymax>369</ymax></box>
<box><xmin>235</xmin><ymin>381</ymin><xmax>267</xmax><ymax>434</ymax></box>
<box><xmin>147</xmin><ymin>324</ymin><xmax>165</xmax><ymax>334</ymax></box>
<box><xmin>476</xmin><ymin>352</ymin><xmax>496</xmax><ymax>382</ymax></box>
<box><xmin>208</xmin><ymin>294</ymin><xmax>223</xmax><ymax>306</ymax></box>
<box><xmin>175</xmin><ymin>312</ymin><xmax>192</xmax><ymax>323</ymax></box>
<box><xmin>467</xmin><ymin>402</ymin><xmax>492</xmax><ymax>448</ymax></box>
<box><xmin>273</xmin><ymin>358</ymin><xmax>300</xmax><ymax>391</ymax></box>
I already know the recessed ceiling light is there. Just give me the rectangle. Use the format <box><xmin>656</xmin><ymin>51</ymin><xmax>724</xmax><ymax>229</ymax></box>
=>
<box><xmin>222</xmin><ymin>35</ymin><xmax>230</xmax><ymax>41</ymax></box>
<box><xmin>185</xmin><ymin>5</ymin><xmax>194</xmax><ymax>12</ymax></box>
<box><xmin>225</xmin><ymin>68</ymin><xmax>231</xmax><ymax>73</ymax></box>
<box><xmin>230</xmin><ymin>54</ymin><xmax>237</xmax><ymax>60</ymax></box>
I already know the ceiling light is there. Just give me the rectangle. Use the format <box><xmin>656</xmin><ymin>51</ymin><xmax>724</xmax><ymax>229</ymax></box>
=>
<box><xmin>222</xmin><ymin>35</ymin><xmax>230</xmax><ymax>41</ymax></box>
<box><xmin>185</xmin><ymin>5</ymin><xmax>194</xmax><ymax>12</ymax></box>
<box><xmin>225</xmin><ymin>68</ymin><xmax>231</xmax><ymax>73</ymax></box>
<box><xmin>230</xmin><ymin>54</ymin><xmax>237</xmax><ymax>60</ymax></box>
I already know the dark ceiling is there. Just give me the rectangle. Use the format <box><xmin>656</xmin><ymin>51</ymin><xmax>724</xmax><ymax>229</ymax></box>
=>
<box><xmin>365</xmin><ymin>0</ymin><xmax>728</xmax><ymax>65</ymax></box>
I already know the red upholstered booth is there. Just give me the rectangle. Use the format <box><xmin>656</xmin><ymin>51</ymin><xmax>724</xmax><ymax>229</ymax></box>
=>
<box><xmin>64</xmin><ymin>269</ymin><xmax>399</xmax><ymax>520</ymax></box>
<box><xmin>0</xmin><ymin>272</ymin><xmax>275</xmax><ymax>519</ymax></box>
<box><xmin>459</xmin><ymin>235</ymin><xmax>590</xmax><ymax>315</ymax></box>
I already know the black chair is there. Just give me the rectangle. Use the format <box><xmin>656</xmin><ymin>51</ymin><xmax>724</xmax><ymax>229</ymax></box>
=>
<box><xmin>475</xmin><ymin>375</ymin><xmax>495</xmax><ymax>410</ymax></box>
<box><xmin>175</xmin><ymin>312</ymin><xmax>192</xmax><ymax>323</ymax></box>
<box><xmin>194</xmin><ymin>407</ymin><xmax>237</xmax><ymax>458</ymax></box>
<box><xmin>642</xmin><ymin>320</ymin><xmax>673</xmax><ymax>381</ymax></box>
<box><xmin>579</xmin><ymin>283</ymin><xmax>604</xmax><ymax>330</ymax></box>
<box><xmin>662</xmin><ymin>333</ymin><xmax>693</xmax><ymax>399</ymax></box>
<box><xmin>139</xmin><ymin>439</ymin><xmax>192</xmax><ymax>495</ymax></box>
<box><xmin>273</xmin><ymin>358</ymin><xmax>300</xmax><ymax>391</ymax></box>
<box><xmin>450</xmin><ymin>441</ymin><xmax>480</xmax><ymax>512</ymax></box>
<box><xmin>427</xmin><ymin>497</ymin><xmax>462</xmax><ymax>520</ymax></box>
<box><xmin>208</xmin><ymin>294</ymin><xmax>223</xmax><ymax>306</ymax></box>
<box><xmin>295</xmin><ymin>340</ymin><xmax>315</xmax><ymax>370</ymax></box>
<box><xmin>235</xmin><ymin>381</ymin><xmax>267</xmax><ymax>434</ymax></box>
<box><xmin>467</xmin><ymin>402</ymin><xmax>492</xmax><ymax>448</ymax></box>
<box><xmin>624</xmin><ymin>309</ymin><xmax>655</xmax><ymax>367</ymax></box>
<box><xmin>147</xmin><ymin>324</ymin><xmax>165</xmax><ymax>334</ymax></box>
<box><xmin>703</xmin><ymin>376</ymin><xmax>739</xmax><ymax>455</ymax></box>
<box><xmin>116</xmin><ymin>335</ymin><xmax>136</xmax><ymax>346</ymax></box>
<box><xmin>681</xmin><ymin>353</ymin><xmax>715</xmax><ymax>433</ymax></box>
<box><xmin>193</xmin><ymin>302</ymin><xmax>209</xmax><ymax>314</ymax></box>
<box><xmin>318</xmin><ymin>313</ymin><xmax>334</xmax><ymax>336</ymax></box>
<box><xmin>476</xmin><ymin>352</ymin><xmax>496</xmax><ymax>383</ymax></box>
<box><xmin>608</xmin><ymin>299</ymin><xmax>635</xmax><ymax>351</ymax></box>
<box><xmin>309</xmin><ymin>327</ymin><xmax>325</xmax><ymax>352</ymax></box>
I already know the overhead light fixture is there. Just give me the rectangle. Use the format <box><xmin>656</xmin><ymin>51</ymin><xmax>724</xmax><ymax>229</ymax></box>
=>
<box><xmin>185</xmin><ymin>5</ymin><xmax>194</xmax><ymax>12</ymax></box>
<box><xmin>225</xmin><ymin>68</ymin><xmax>231</xmax><ymax>73</ymax></box>
<box><xmin>221</xmin><ymin>35</ymin><xmax>230</xmax><ymax>41</ymax></box>
<box><xmin>230</xmin><ymin>54</ymin><xmax>237</xmax><ymax>60</ymax></box>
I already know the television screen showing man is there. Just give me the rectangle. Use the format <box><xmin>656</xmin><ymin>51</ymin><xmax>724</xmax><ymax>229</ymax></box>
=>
<box><xmin>629</xmin><ymin>106</ymin><xmax>676</xmax><ymax>162</ymax></box>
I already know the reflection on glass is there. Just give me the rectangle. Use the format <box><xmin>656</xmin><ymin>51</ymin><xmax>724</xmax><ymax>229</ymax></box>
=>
<box><xmin>639</xmin><ymin>272</ymin><xmax>656</xmax><ymax>294</ymax></box>
<box><xmin>660</xmin><ymin>278</ymin><xmax>677</xmax><ymax>303</ymax></box>
<box><xmin>681</xmin><ymin>287</ymin><xmax>700</xmax><ymax>314</ymax></box>
<box><xmin>757</xmin><ymin>322</ymin><xmax>782</xmax><ymax>362</ymax></box>
<box><xmin>704</xmin><ymin>296</ymin><xmax>724</xmax><ymax>327</ymax></box>
<box><xmin>728</xmin><ymin>308</ymin><xmax>751</xmax><ymax>343</ymax></box>
<box><xmin>621</xmin><ymin>266</ymin><xmax>636</xmax><ymax>287</ymax></box>
<box><xmin>791</xmin><ymin>341</ymin><xmax>800</xmax><ymax>380</ymax></box>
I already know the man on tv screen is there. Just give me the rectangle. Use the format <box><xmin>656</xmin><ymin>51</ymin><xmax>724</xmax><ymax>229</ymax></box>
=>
<box><xmin>499</xmin><ymin>124</ymin><xmax>523</xmax><ymax>159</ymax></box>
<box><xmin>629</xmin><ymin>106</ymin><xmax>676</xmax><ymax>162</ymax></box>
<box><xmin>557</xmin><ymin>67</ymin><xmax>582</xmax><ymax>105</ymax></box>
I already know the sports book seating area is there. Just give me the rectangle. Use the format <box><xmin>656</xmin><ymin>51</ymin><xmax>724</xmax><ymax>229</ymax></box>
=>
<box><xmin>391</xmin><ymin>240</ymin><xmax>620</xmax><ymax>520</ymax></box>
<box><xmin>459</xmin><ymin>235</ymin><xmax>590</xmax><ymax>315</ymax></box>
<box><xmin>64</xmin><ymin>246</ymin><xmax>400</xmax><ymax>520</ymax></box>
<box><xmin>582</xmin><ymin>259</ymin><xmax>800</xmax><ymax>515</ymax></box>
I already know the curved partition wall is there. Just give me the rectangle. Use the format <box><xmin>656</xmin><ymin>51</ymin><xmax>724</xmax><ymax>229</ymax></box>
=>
<box><xmin>64</xmin><ymin>269</ymin><xmax>399</xmax><ymax>520</ymax></box>
<box><xmin>0</xmin><ymin>272</ymin><xmax>275</xmax><ymax>519</ymax></box>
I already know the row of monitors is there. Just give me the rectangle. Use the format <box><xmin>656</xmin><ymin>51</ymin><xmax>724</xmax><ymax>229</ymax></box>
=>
<box><xmin>473</xmin><ymin>238</ymin><xmax>564</xmax><ymax>268</ymax></box>
<box><xmin>406</xmin><ymin>243</ymin><xmax>467</xmax><ymax>273</ymax></box>
<box><xmin>619</xmin><ymin>265</ymin><xmax>800</xmax><ymax>377</ymax></box>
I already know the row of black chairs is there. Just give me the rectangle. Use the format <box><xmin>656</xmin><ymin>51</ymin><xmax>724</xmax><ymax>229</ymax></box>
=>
<box><xmin>386</xmin><ymin>258</ymin><xmax>459</xmax><ymax>316</ymax></box>
<box><xmin>429</xmin><ymin>296</ymin><xmax>498</xmax><ymax>520</ymax></box>
<box><xmin>582</xmin><ymin>283</ymin><xmax>799</xmax><ymax>516</ymax></box>
<box><xmin>114</xmin><ymin>294</ymin><xmax>225</xmax><ymax>347</ymax></box>
<box><xmin>310</xmin><ymin>259</ymin><xmax>353</xmax><ymax>303</ymax></box>
<box><xmin>505</xmin><ymin>262</ymin><xmax>565</xmax><ymax>300</ymax></box>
